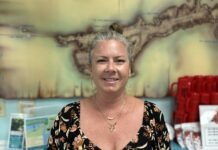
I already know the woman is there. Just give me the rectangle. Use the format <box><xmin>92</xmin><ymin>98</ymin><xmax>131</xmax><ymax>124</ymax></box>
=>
<box><xmin>48</xmin><ymin>30</ymin><xmax>171</xmax><ymax>150</ymax></box>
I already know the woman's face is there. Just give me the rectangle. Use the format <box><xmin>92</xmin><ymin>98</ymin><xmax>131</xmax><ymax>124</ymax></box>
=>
<box><xmin>90</xmin><ymin>39</ymin><xmax>131</xmax><ymax>94</ymax></box>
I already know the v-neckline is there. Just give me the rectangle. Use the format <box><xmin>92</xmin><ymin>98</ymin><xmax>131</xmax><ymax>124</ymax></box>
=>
<box><xmin>78</xmin><ymin>101</ymin><xmax>146</xmax><ymax>149</ymax></box>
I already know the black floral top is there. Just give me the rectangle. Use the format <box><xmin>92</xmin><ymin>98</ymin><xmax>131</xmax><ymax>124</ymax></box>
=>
<box><xmin>47</xmin><ymin>101</ymin><xmax>171</xmax><ymax>150</ymax></box>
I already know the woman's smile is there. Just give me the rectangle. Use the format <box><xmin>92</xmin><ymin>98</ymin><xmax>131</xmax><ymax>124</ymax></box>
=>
<box><xmin>102</xmin><ymin>76</ymin><xmax>119</xmax><ymax>84</ymax></box>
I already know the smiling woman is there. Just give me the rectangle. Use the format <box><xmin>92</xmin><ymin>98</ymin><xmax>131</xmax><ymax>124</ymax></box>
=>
<box><xmin>90</xmin><ymin>39</ymin><xmax>130</xmax><ymax>94</ymax></box>
<box><xmin>47</xmin><ymin>30</ymin><xmax>171</xmax><ymax>150</ymax></box>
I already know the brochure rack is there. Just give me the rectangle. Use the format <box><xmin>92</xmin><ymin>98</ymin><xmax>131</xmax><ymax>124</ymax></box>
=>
<box><xmin>7</xmin><ymin>105</ymin><xmax>60</xmax><ymax>150</ymax></box>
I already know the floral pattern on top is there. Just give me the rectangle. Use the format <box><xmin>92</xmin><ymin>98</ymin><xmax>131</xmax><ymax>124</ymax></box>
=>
<box><xmin>47</xmin><ymin>101</ymin><xmax>171</xmax><ymax>150</ymax></box>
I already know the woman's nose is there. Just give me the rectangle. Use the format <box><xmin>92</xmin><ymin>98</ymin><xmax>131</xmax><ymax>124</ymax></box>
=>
<box><xmin>105</xmin><ymin>61</ymin><xmax>116</xmax><ymax>72</ymax></box>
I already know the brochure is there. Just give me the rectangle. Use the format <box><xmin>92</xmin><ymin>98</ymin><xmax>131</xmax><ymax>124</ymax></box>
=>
<box><xmin>200</xmin><ymin>105</ymin><xmax>218</xmax><ymax>150</ymax></box>
<box><xmin>24</xmin><ymin>115</ymin><xmax>56</xmax><ymax>150</ymax></box>
<box><xmin>174</xmin><ymin>122</ymin><xmax>202</xmax><ymax>150</ymax></box>
<box><xmin>181</xmin><ymin>122</ymin><xmax>202</xmax><ymax>150</ymax></box>
<box><xmin>7</xmin><ymin>113</ymin><xmax>26</xmax><ymax>150</ymax></box>
<box><xmin>174</xmin><ymin>124</ymin><xmax>186</xmax><ymax>149</ymax></box>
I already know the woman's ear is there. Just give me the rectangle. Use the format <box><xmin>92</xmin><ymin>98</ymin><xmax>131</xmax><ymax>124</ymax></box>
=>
<box><xmin>89</xmin><ymin>64</ymin><xmax>93</xmax><ymax>78</ymax></box>
<box><xmin>90</xmin><ymin>72</ymin><xmax>94</xmax><ymax>79</ymax></box>
<box><xmin>89</xmin><ymin>69</ymin><xmax>92</xmax><ymax>78</ymax></box>
<box><xmin>129</xmin><ymin>69</ymin><xmax>131</xmax><ymax>77</ymax></box>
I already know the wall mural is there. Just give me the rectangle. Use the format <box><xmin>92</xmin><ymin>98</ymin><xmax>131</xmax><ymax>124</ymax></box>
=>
<box><xmin>0</xmin><ymin>0</ymin><xmax>217</xmax><ymax>99</ymax></box>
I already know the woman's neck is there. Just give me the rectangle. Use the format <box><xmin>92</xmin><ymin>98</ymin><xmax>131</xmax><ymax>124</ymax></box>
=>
<box><xmin>93</xmin><ymin>92</ymin><xmax>127</xmax><ymax>110</ymax></box>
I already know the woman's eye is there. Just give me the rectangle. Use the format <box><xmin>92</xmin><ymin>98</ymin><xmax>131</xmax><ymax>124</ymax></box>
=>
<box><xmin>116</xmin><ymin>59</ymin><xmax>125</xmax><ymax>64</ymax></box>
<box><xmin>96</xmin><ymin>59</ymin><xmax>106</xmax><ymax>63</ymax></box>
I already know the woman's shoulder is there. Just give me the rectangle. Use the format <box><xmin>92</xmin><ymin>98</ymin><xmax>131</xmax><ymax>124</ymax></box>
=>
<box><xmin>130</xmin><ymin>97</ymin><xmax>160</xmax><ymax>110</ymax></box>
<box><xmin>64</xmin><ymin>100</ymin><xmax>80</xmax><ymax>107</ymax></box>
<box><xmin>58</xmin><ymin>101</ymin><xmax>80</xmax><ymax>115</ymax></box>
<box><xmin>143</xmin><ymin>100</ymin><xmax>163</xmax><ymax>114</ymax></box>
<box><xmin>131</xmin><ymin>97</ymin><xmax>158</xmax><ymax>109</ymax></box>
<box><xmin>63</xmin><ymin>100</ymin><xmax>80</xmax><ymax>108</ymax></box>
<box><xmin>144</xmin><ymin>100</ymin><xmax>157</xmax><ymax>107</ymax></box>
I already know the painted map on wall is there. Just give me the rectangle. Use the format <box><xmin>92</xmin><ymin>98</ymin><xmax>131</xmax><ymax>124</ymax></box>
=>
<box><xmin>0</xmin><ymin>0</ymin><xmax>218</xmax><ymax>99</ymax></box>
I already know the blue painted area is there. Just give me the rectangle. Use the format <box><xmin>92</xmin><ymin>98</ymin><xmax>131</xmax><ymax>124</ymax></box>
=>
<box><xmin>0</xmin><ymin>99</ymin><xmax>73</xmax><ymax>142</ymax></box>
<box><xmin>8</xmin><ymin>134</ymin><xmax>23</xmax><ymax>149</ymax></box>
<box><xmin>171</xmin><ymin>141</ymin><xmax>188</xmax><ymax>150</ymax></box>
